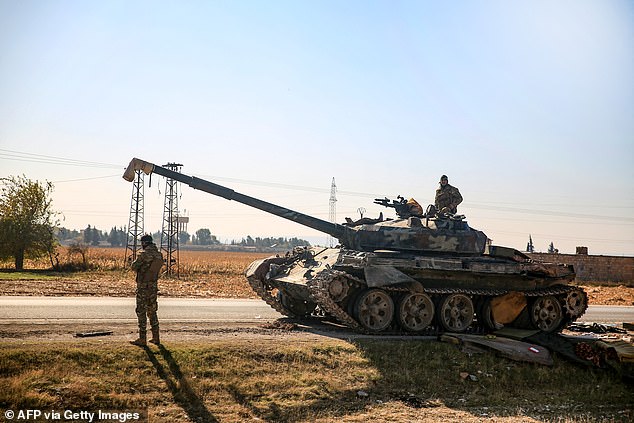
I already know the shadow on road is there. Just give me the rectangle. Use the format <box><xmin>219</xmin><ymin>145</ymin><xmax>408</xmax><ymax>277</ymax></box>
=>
<box><xmin>143</xmin><ymin>344</ymin><xmax>218</xmax><ymax>423</ymax></box>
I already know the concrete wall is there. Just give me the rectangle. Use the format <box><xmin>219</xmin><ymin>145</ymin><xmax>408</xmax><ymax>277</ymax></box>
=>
<box><xmin>528</xmin><ymin>253</ymin><xmax>634</xmax><ymax>286</ymax></box>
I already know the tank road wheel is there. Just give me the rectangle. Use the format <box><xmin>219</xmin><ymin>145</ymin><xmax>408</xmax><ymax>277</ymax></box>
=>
<box><xmin>437</xmin><ymin>294</ymin><xmax>475</xmax><ymax>333</ymax></box>
<box><xmin>396</xmin><ymin>293</ymin><xmax>435</xmax><ymax>332</ymax></box>
<box><xmin>563</xmin><ymin>289</ymin><xmax>588</xmax><ymax>319</ymax></box>
<box><xmin>353</xmin><ymin>289</ymin><xmax>394</xmax><ymax>332</ymax></box>
<box><xmin>530</xmin><ymin>296</ymin><xmax>564</xmax><ymax>332</ymax></box>
<box><xmin>478</xmin><ymin>298</ymin><xmax>502</xmax><ymax>331</ymax></box>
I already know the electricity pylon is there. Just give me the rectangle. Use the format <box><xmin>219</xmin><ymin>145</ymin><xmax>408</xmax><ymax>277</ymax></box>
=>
<box><xmin>125</xmin><ymin>170</ymin><xmax>144</xmax><ymax>264</ymax></box>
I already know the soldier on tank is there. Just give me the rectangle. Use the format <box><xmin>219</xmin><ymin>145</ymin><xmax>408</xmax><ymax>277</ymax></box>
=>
<box><xmin>129</xmin><ymin>234</ymin><xmax>164</xmax><ymax>346</ymax></box>
<box><xmin>435</xmin><ymin>175</ymin><xmax>463</xmax><ymax>215</ymax></box>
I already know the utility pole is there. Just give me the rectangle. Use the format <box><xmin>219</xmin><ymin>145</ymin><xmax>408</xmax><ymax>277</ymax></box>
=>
<box><xmin>124</xmin><ymin>170</ymin><xmax>144</xmax><ymax>264</ymax></box>
<box><xmin>160</xmin><ymin>163</ymin><xmax>182</xmax><ymax>277</ymax></box>
<box><xmin>328</xmin><ymin>177</ymin><xmax>337</xmax><ymax>247</ymax></box>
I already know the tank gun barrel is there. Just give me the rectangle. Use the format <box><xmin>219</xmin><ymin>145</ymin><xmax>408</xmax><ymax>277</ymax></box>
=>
<box><xmin>123</xmin><ymin>158</ymin><xmax>348</xmax><ymax>240</ymax></box>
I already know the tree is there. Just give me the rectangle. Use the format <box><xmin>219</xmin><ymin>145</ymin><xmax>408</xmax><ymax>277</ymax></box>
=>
<box><xmin>179</xmin><ymin>231</ymin><xmax>190</xmax><ymax>245</ymax></box>
<box><xmin>526</xmin><ymin>235</ymin><xmax>534</xmax><ymax>253</ymax></box>
<box><xmin>548</xmin><ymin>242</ymin><xmax>558</xmax><ymax>254</ymax></box>
<box><xmin>57</xmin><ymin>227</ymin><xmax>81</xmax><ymax>242</ymax></box>
<box><xmin>107</xmin><ymin>227</ymin><xmax>126</xmax><ymax>247</ymax></box>
<box><xmin>195</xmin><ymin>228</ymin><xmax>213</xmax><ymax>245</ymax></box>
<box><xmin>0</xmin><ymin>175</ymin><xmax>58</xmax><ymax>270</ymax></box>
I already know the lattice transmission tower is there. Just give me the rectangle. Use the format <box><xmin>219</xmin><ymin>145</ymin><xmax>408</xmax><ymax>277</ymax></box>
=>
<box><xmin>160</xmin><ymin>163</ymin><xmax>182</xmax><ymax>277</ymax></box>
<box><xmin>328</xmin><ymin>177</ymin><xmax>337</xmax><ymax>247</ymax></box>
<box><xmin>125</xmin><ymin>170</ymin><xmax>144</xmax><ymax>264</ymax></box>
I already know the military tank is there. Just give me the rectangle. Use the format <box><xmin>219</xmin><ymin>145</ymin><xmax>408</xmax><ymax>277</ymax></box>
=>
<box><xmin>123</xmin><ymin>158</ymin><xmax>588</xmax><ymax>334</ymax></box>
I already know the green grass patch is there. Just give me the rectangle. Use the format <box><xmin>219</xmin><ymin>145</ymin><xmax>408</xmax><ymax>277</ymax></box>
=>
<box><xmin>0</xmin><ymin>270</ymin><xmax>63</xmax><ymax>281</ymax></box>
<box><xmin>0</xmin><ymin>339</ymin><xmax>631</xmax><ymax>422</ymax></box>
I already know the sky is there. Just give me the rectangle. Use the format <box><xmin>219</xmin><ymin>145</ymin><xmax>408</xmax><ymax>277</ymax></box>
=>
<box><xmin>1</xmin><ymin>0</ymin><xmax>633</xmax><ymax>256</ymax></box>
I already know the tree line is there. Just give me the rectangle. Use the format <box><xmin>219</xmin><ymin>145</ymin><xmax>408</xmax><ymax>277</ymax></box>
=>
<box><xmin>56</xmin><ymin>226</ymin><xmax>310</xmax><ymax>249</ymax></box>
<box><xmin>231</xmin><ymin>236</ymin><xmax>310</xmax><ymax>249</ymax></box>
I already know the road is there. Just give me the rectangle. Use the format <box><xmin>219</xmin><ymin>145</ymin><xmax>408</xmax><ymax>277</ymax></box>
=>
<box><xmin>0</xmin><ymin>296</ymin><xmax>632</xmax><ymax>324</ymax></box>
<box><xmin>0</xmin><ymin>296</ymin><xmax>279</xmax><ymax>323</ymax></box>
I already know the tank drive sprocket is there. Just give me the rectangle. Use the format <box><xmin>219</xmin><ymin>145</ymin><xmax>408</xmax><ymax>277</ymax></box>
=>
<box><xmin>307</xmin><ymin>269</ymin><xmax>361</xmax><ymax>330</ymax></box>
<box><xmin>562</xmin><ymin>288</ymin><xmax>589</xmax><ymax>319</ymax></box>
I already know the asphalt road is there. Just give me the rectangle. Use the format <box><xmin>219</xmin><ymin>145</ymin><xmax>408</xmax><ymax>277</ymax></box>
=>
<box><xmin>0</xmin><ymin>296</ymin><xmax>632</xmax><ymax>324</ymax></box>
<box><xmin>0</xmin><ymin>296</ymin><xmax>279</xmax><ymax>323</ymax></box>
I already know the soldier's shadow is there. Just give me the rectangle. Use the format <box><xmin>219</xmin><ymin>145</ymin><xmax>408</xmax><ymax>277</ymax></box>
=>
<box><xmin>143</xmin><ymin>345</ymin><xmax>218</xmax><ymax>422</ymax></box>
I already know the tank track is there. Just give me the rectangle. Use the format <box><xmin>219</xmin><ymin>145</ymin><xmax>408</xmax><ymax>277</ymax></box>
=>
<box><xmin>307</xmin><ymin>269</ymin><xmax>361</xmax><ymax>330</ymax></box>
<box><xmin>305</xmin><ymin>270</ymin><xmax>588</xmax><ymax>334</ymax></box>
<box><xmin>246</xmin><ymin>267</ymin><xmax>295</xmax><ymax>317</ymax></box>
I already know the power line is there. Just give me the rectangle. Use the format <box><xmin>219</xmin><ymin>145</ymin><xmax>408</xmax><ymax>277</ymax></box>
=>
<box><xmin>4</xmin><ymin>148</ymin><xmax>632</xmax><ymax>223</ymax></box>
<box><xmin>53</xmin><ymin>175</ymin><xmax>120</xmax><ymax>183</ymax></box>
<box><xmin>0</xmin><ymin>149</ymin><xmax>120</xmax><ymax>169</ymax></box>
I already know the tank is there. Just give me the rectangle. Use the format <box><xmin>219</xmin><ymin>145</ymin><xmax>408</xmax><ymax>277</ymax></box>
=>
<box><xmin>123</xmin><ymin>158</ymin><xmax>588</xmax><ymax>334</ymax></box>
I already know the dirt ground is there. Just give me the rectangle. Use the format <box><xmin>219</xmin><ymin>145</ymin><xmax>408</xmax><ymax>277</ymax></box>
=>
<box><xmin>0</xmin><ymin>274</ymin><xmax>633</xmax><ymax>305</ymax></box>
<box><xmin>0</xmin><ymin>320</ymin><xmax>332</xmax><ymax>343</ymax></box>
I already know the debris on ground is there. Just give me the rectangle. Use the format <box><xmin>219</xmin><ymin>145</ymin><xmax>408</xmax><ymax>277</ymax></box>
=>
<box><xmin>567</xmin><ymin>322</ymin><xmax>626</xmax><ymax>334</ymax></box>
<box><xmin>440</xmin><ymin>327</ymin><xmax>634</xmax><ymax>381</ymax></box>
<box><xmin>440</xmin><ymin>332</ymin><xmax>553</xmax><ymax>366</ymax></box>
<box><xmin>74</xmin><ymin>330</ymin><xmax>114</xmax><ymax>338</ymax></box>
<box><xmin>260</xmin><ymin>320</ymin><xmax>298</xmax><ymax>331</ymax></box>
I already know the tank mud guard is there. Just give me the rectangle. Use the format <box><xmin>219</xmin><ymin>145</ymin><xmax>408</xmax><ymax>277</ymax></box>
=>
<box><xmin>245</xmin><ymin>257</ymin><xmax>295</xmax><ymax>317</ymax></box>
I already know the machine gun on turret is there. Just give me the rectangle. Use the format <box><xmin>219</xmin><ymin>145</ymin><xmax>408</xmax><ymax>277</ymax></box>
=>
<box><xmin>374</xmin><ymin>196</ymin><xmax>468</xmax><ymax>221</ymax></box>
<box><xmin>373</xmin><ymin>196</ymin><xmax>423</xmax><ymax>219</ymax></box>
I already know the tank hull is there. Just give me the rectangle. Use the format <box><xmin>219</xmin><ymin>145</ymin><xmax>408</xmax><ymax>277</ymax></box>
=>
<box><xmin>246</xmin><ymin>246</ymin><xmax>587</xmax><ymax>334</ymax></box>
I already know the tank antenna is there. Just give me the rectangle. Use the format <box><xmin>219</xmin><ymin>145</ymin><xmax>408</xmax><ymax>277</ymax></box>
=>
<box><xmin>328</xmin><ymin>177</ymin><xmax>337</xmax><ymax>247</ymax></box>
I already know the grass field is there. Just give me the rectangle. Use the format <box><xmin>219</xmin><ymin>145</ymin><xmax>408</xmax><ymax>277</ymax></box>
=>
<box><xmin>0</xmin><ymin>246</ymin><xmax>269</xmax><ymax>274</ymax></box>
<box><xmin>1</xmin><ymin>339</ymin><xmax>632</xmax><ymax>423</ymax></box>
<box><xmin>0</xmin><ymin>247</ymin><xmax>270</xmax><ymax>298</ymax></box>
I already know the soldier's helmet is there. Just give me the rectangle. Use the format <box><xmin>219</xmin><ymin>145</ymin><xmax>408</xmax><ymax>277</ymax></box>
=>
<box><xmin>440</xmin><ymin>175</ymin><xmax>448</xmax><ymax>182</ymax></box>
<box><xmin>140</xmin><ymin>234</ymin><xmax>153</xmax><ymax>245</ymax></box>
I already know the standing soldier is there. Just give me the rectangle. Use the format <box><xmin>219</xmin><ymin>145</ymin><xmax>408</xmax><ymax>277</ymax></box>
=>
<box><xmin>130</xmin><ymin>234</ymin><xmax>164</xmax><ymax>346</ymax></box>
<box><xmin>435</xmin><ymin>175</ymin><xmax>463</xmax><ymax>215</ymax></box>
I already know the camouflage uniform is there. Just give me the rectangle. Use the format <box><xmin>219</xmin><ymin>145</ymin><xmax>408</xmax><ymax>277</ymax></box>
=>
<box><xmin>131</xmin><ymin>242</ymin><xmax>163</xmax><ymax>343</ymax></box>
<box><xmin>435</xmin><ymin>183</ymin><xmax>463</xmax><ymax>214</ymax></box>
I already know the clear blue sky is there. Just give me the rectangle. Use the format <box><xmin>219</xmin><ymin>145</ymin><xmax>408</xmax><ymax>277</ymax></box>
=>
<box><xmin>1</xmin><ymin>0</ymin><xmax>633</xmax><ymax>255</ymax></box>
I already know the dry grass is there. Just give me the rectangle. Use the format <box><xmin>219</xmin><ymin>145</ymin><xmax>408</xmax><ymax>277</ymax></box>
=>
<box><xmin>0</xmin><ymin>247</ymin><xmax>269</xmax><ymax>298</ymax></box>
<box><xmin>0</xmin><ymin>246</ymin><xmax>269</xmax><ymax>274</ymax></box>
<box><xmin>1</xmin><ymin>340</ymin><xmax>631</xmax><ymax>422</ymax></box>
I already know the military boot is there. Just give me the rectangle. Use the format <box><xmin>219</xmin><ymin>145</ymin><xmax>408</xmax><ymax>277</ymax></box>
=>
<box><xmin>149</xmin><ymin>327</ymin><xmax>160</xmax><ymax>345</ymax></box>
<box><xmin>129</xmin><ymin>330</ymin><xmax>146</xmax><ymax>346</ymax></box>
